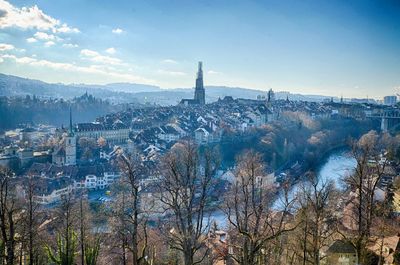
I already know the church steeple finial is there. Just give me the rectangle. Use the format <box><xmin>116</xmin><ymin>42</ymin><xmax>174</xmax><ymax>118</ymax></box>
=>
<box><xmin>197</xmin><ymin>61</ymin><xmax>203</xmax><ymax>78</ymax></box>
<box><xmin>69</xmin><ymin>106</ymin><xmax>73</xmax><ymax>135</ymax></box>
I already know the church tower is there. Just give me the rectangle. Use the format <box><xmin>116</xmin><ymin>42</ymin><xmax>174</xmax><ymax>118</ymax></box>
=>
<box><xmin>194</xmin><ymin>61</ymin><xmax>205</xmax><ymax>105</ymax></box>
<box><xmin>65</xmin><ymin>107</ymin><xmax>76</xmax><ymax>165</ymax></box>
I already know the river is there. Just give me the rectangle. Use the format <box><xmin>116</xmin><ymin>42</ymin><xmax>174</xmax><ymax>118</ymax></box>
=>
<box><xmin>317</xmin><ymin>148</ymin><xmax>357</xmax><ymax>188</ymax></box>
<box><xmin>209</xmin><ymin>148</ymin><xmax>357</xmax><ymax>229</ymax></box>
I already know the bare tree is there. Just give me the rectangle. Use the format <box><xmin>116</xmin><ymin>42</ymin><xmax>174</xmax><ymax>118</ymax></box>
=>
<box><xmin>341</xmin><ymin>130</ymin><xmax>389</xmax><ymax>264</ymax></box>
<box><xmin>76</xmin><ymin>191</ymin><xmax>102</xmax><ymax>265</ymax></box>
<box><xmin>296</xmin><ymin>172</ymin><xmax>337</xmax><ymax>265</ymax></box>
<box><xmin>0</xmin><ymin>167</ymin><xmax>21</xmax><ymax>265</ymax></box>
<box><xmin>109</xmin><ymin>185</ymin><xmax>130</xmax><ymax>265</ymax></box>
<box><xmin>46</xmin><ymin>192</ymin><xmax>78</xmax><ymax>265</ymax></box>
<box><xmin>114</xmin><ymin>152</ymin><xmax>149</xmax><ymax>265</ymax></box>
<box><xmin>79</xmin><ymin>195</ymin><xmax>86</xmax><ymax>265</ymax></box>
<box><xmin>21</xmin><ymin>176</ymin><xmax>42</xmax><ymax>265</ymax></box>
<box><xmin>158</xmin><ymin>141</ymin><xmax>218</xmax><ymax>265</ymax></box>
<box><xmin>224</xmin><ymin>150</ymin><xmax>297</xmax><ymax>265</ymax></box>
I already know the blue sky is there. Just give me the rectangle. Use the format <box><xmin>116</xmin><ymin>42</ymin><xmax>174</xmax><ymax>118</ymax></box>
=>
<box><xmin>0</xmin><ymin>0</ymin><xmax>399</xmax><ymax>98</ymax></box>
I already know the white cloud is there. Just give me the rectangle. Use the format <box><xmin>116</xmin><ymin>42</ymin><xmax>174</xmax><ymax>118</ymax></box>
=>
<box><xmin>80</xmin><ymin>49</ymin><xmax>99</xmax><ymax>57</ymax></box>
<box><xmin>112</xmin><ymin>28</ymin><xmax>124</xmax><ymax>34</ymax></box>
<box><xmin>44</xmin><ymin>41</ymin><xmax>55</xmax><ymax>47</ymax></box>
<box><xmin>26</xmin><ymin>37</ymin><xmax>37</xmax><ymax>43</ymax></box>
<box><xmin>0</xmin><ymin>43</ymin><xmax>14</xmax><ymax>51</ymax></box>
<box><xmin>1</xmin><ymin>53</ymin><xmax>153</xmax><ymax>83</ymax></box>
<box><xmin>80</xmin><ymin>49</ymin><xmax>123</xmax><ymax>65</ymax></box>
<box><xmin>62</xmin><ymin>43</ymin><xmax>78</xmax><ymax>48</ymax></box>
<box><xmin>0</xmin><ymin>0</ymin><xmax>79</xmax><ymax>33</ymax></box>
<box><xmin>16</xmin><ymin>56</ymin><xmax>36</xmax><ymax>64</ymax></box>
<box><xmin>157</xmin><ymin>69</ymin><xmax>186</xmax><ymax>76</ymax></box>
<box><xmin>105</xmin><ymin>47</ymin><xmax>116</xmax><ymax>54</ymax></box>
<box><xmin>34</xmin><ymin>31</ymin><xmax>57</xmax><ymax>41</ymax></box>
<box><xmin>57</xmin><ymin>23</ymin><xmax>80</xmax><ymax>33</ymax></box>
<box><xmin>162</xmin><ymin>59</ymin><xmax>178</xmax><ymax>64</ymax></box>
<box><xmin>207</xmin><ymin>70</ymin><xmax>221</xmax><ymax>75</ymax></box>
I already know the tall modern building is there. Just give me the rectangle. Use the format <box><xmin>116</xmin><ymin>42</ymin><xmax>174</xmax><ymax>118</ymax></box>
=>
<box><xmin>194</xmin><ymin>61</ymin><xmax>205</xmax><ymax>105</ymax></box>
<box><xmin>384</xmin><ymin>95</ymin><xmax>397</xmax><ymax>106</ymax></box>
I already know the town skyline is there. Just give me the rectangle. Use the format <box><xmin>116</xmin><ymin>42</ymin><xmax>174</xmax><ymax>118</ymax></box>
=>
<box><xmin>1</xmin><ymin>0</ymin><xmax>400</xmax><ymax>99</ymax></box>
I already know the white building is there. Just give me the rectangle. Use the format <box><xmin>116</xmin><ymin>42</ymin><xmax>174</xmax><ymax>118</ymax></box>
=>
<box><xmin>84</xmin><ymin>172</ymin><xmax>120</xmax><ymax>190</ymax></box>
<box><xmin>65</xmin><ymin>132</ymin><xmax>76</xmax><ymax>166</ymax></box>
<box><xmin>75</xmin><ymin>121</ymin><xmax>130</xmax><ymax>145</ymax></box>
<box><xmin>194</xmin><ymin>126</ymin><xmax>222</xmax><ymax>145</ymax></box>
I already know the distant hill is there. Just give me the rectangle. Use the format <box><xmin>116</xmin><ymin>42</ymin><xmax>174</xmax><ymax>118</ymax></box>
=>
<box><xmin>0</xmin><ymin>74</ymin><xmax>140</xmax><ymax>103</ymax></box>
<box><xmin>0</xmin><ymin>73</ymin><xmax>335</xmax><ymax>105</ymax></box>
<box><xmin>76</xmin><ymin>82</ymin><xmax>162</xmax><ymax>93</ymax></box>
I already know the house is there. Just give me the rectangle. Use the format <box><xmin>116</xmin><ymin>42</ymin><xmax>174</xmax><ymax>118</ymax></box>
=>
<box><xmin>52</xmin><ymin>146</ymin><xmax>66</xmax><ymax>166</ymax></box>
<box><xmin>85</xmin><ymin>174</ymin><xmax>98</xmax><ymax>189</ymax></box>
<box><xmin>83</xmin><ymin>172</ymin><xmax>120</xmax><ymax>190</ymax></box>
<box><xmin>326</xmin><ymin>240</ymin><xmax>357</xmax><ymax>265</ymax></box>
<box><xmin>256</xmin><ymin>168</ymin><xmax>275</xmax><ymax>188</ymax></box>
<box><xmin>206</xmin><ymin>229</ymin><xmax>230</xmax><ymax>265</ymax></box>
<box><xmin>194</xmin><ymin>126</ymin><xmax>222</xmax><ymax>145</ymax></box>
<box><xmin>32</xmin><ymin>177</ymin><xmax>74</xmax><ymax>204</ymax></box>
<box><xmin>18</xmin><ymin>148</ymin><xmax>34</xmax><ymax>167</ymax></box>
<box><xmin>367</xmin><ymin>235</ymin><xmax>400</xmax><ymax>265</ymax></box>
<box><xmin>393</xmin><ymin>189</ymin><xmax>400</xmax><ymax>215</ymax></box>
<box><xmin>157</xmin><ymin>125</ymin><xmax>181</xmax><ymax>142</ymax></box>
<box><xmin>19</xmin><ymin>127</ymin><xmax>39</xmax><ymax>143</ymax></box>
<box><xmin>194</xmin><ymin>127</ymin><xmax>210</xmax><ymax>144</ymax></box>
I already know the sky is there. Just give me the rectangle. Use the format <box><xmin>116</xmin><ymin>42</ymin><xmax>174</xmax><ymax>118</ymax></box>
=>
<box><xmin>0</xmin><ymin>0</ymin><xmax>399</xmax><ymax>98</ymax></box>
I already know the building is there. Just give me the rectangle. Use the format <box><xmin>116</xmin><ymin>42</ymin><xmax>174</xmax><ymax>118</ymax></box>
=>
<box><xmin>194</xmin><ymin>127</ymin><xmax>222</xmax><ymax>145</ymax></box>
<box><xmin>384</xmin><ymin>96</ymin><xmax>397</xmax><ymax>106</ymax></box>
<box><xmin>393</xmin><ymin>189</ymin><xmax>400</xmax><ymax>215</ymax></box>
<box><xmin>326</xmin><ymin>240</ymin><xmax>357</xmax><ymax>265</ymax></box>
<box><xmin>53</xmin><ymin>109</ymin><xmax>76</xmax><ymax>166</ymax></box>
<box><xmin>75</xmin><ymin>121</ymin><xmax>130</xmax><ymax>145</ymax></box>
<box><xmin>206</xmin><ymin>228</ymin><xmax>230</xmax><ymax>265</ymax></box>
<box><xmin>83</xmin><ymin>171</ymin><xmax>120</xmax><ymax>190</ymax></box>
<box><xmin>194</xmin><ymin>61</ymin><xmax>205</xmax><ymax>105</ymax></box>
<box><xmin>367</xmin><ymin>235</ymin><xmax>400</xmax><ymax>265</ymax></box>
<box><xmin>19</xmin><ymin>127</ymin><xmax>39</xmax><ymax>143</ymax></box>
<box><xmin>180</xmin><ymin>61</ymin><xmax>206</xmax><ymax>106</ymax></box>
<box><xmin>157</xmin><ymin>124</ymin><xmax>184</xmax><ymax>142</ymax></box>
<box><xmin>65</xmin><ymin>108</ymin><xmax>77</xmax><ymax>165</ymax></box>
<box><xmin>267</xmin><ymin>88</ymin><xmax>275</xmax><ymax>103</ymax></box>
<box><xmin>18</xmin><ymin>148</ymin><xmax>34</xmax><ymax>167</ymax></box>
<box><xmin>32</xmin><ymin>177</ymin><xmax>74</xmax><ymax>204</ymax></box>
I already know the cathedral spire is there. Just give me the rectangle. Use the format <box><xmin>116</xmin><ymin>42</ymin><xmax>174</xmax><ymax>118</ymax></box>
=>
<box><xmin>194</xmin><ymin>61</ymin><xmax>205</xmax><ymax>105</ymax></box>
